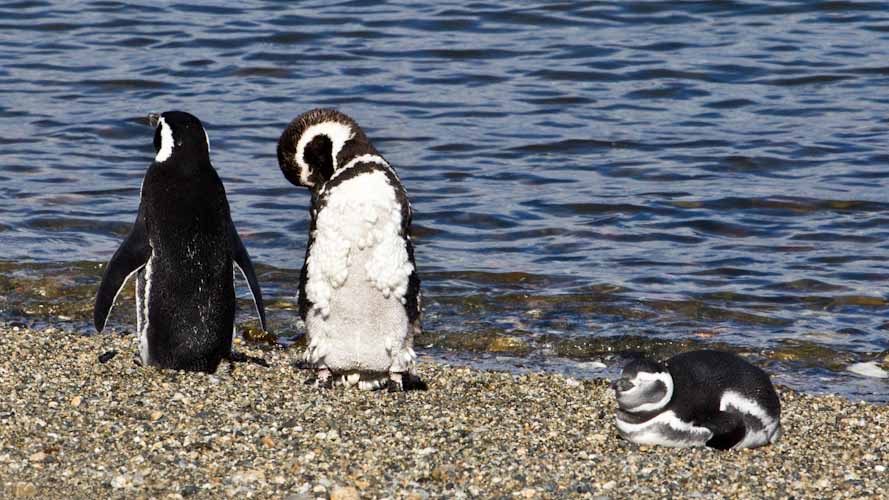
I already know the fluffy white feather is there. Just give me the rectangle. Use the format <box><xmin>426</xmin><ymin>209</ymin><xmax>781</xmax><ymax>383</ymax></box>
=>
<box><xmin>303</xmin><ymin>168</ymin><xmax>415</xmax><ymax>374</ymax></box>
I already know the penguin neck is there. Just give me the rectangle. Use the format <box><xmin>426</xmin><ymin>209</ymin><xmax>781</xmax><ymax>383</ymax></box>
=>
<box><xmin>313</xmin><ymin>151</ymin><xmax>390</xmax><ymax>198</ymax></box>
<box><xmin>163</xmin><ymin>154</ymin><xmax>212</xmax><ymax>176</ymax></box>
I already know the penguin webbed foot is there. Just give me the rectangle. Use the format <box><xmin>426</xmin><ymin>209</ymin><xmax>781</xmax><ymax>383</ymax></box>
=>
<box><xmin>386</xmin><ymin>372</ymin><xmax>427</xmax><ymax>393</ymax></box>
<box><xmin>306</xmin><ymin>367</ymin><xmax>333</xmax><ymax>389</ymax></box>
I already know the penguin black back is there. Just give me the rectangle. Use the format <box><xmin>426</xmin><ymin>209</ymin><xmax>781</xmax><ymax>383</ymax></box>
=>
<box><xmin>94</xmin><ymin>111</ymin><xmax>267</xmax><ymax>372</ymax></box>
<box><xmin>666</xmin><ymin>350</ymin><xmax>780</xmax><ymax>422</ymax></box>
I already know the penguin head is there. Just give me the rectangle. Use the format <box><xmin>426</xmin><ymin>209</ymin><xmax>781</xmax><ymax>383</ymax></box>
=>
<box><xmin>612</xmin><ymin>358</ymin><xmax>674</xmax><ymax>413</ymax></box>
<box><xmin>276</xmin><ymin>108</ymin><xmax>377</xmax><ymax>189</ymax></box>
<box><xmin>148</xmin><ymin>111</ymin><xmax>211</xmax><ymax>164</ymax></box>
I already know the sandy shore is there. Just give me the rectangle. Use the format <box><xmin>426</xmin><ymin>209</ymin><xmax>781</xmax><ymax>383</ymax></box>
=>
<box><xmin>0</xmin><ymin>326</ymin><xmax>886</xmax><ymax>499</ymax></box>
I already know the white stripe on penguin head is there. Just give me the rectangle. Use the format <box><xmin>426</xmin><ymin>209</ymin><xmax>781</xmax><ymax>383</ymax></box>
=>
<box><xmin>627</xmin><ymin>372</ymin><xmax>673</xmax><ymax>413</ymax></box>
<box><xmin>294</xmin><ymin>121</ymin><xmax>354</xmax><ymax>186</ymax></box>
<box><xmin>155</xmin><ymin>116</ymin><xmax>174</xmax><ymax>162</ymax></box>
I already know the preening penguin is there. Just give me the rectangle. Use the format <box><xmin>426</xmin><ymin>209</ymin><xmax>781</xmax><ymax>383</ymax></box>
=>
<box><xmin>277</xmin><ymin>108</ymin><xmax>424</xmax><ymax>391</ymax></box>
<box><xmin>94</xmin><ymin>111</ymin><xmax>267</xmax><ymax>372</ymax></box>
<box><xmin>612</xmin><ymin>350</ymin><xmax>781</xmax><ymax>450</ymax></box>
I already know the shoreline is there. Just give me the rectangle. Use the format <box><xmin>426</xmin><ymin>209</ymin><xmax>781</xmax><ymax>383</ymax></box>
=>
<box><xmin>1</xmin><ymin>326</ymin><xmax>887</xmax><ymax>498</ymax></box>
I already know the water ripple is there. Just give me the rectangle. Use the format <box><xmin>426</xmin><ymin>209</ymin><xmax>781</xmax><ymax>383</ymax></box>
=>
<box><xmin>0</xmin><ymin>0</ymin><xmax>887</xmax><ymax>401</ymax></box>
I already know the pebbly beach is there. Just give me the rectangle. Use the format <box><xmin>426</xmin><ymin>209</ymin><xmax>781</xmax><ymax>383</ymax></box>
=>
<box><xmin>1</xmin><ymin>326</ymin><xmax>887</xmax><ymax>499</ymax></box>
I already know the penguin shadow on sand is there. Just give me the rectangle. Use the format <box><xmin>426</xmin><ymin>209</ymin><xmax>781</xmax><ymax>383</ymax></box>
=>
<box><xmin>94</xmin><ymin>111</ymin><xmax>268</xmax><ymax>374</ymax></box>
<box><xmin>275</xmin><ymin>109</ymin><xmax>426</xmax><ymax>393</ymax></box>
<box><xmin>611</xmin><ymin>350</ymin><xmax>782</xmax><ymax>451</ymax></box>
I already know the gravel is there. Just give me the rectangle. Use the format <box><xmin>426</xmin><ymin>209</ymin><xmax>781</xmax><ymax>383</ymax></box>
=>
<box><xmin>1</xmin><ymin>326</ymin><xmax>887</xmax><ymax>498</ymax></box>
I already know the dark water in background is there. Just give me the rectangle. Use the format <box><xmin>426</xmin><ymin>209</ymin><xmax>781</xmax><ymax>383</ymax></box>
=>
<box><xmin>1</xmin><ymin>1</ymin><xmax>888</xmax><ymax>401</ymax></box>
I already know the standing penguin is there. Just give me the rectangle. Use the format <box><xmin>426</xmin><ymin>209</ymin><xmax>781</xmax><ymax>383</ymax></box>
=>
<box><xmin>276</xmin><ymin>109</ymin><xmax>424</xmax><ymax>391</ymax></box>
<box><xmin>612</xmin><ymin>350</ymin><xmax>781</xmax><ymax>450</ymax></box>
<box><xmin>94</xmin><ymin>111</ymin><xmax>267</xmax><ymax>373</ymax></box>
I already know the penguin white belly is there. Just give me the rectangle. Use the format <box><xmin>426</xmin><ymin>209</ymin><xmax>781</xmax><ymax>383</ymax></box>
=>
<box><xmin>615</xmin><ymin>411</ymin><xmax>713</xmax><ymax>448</ymax></box>
<box><xmin>305</xmin><ymin>247</ymin><xmax>411</xmax><ymax>373</ymax></box>
<box><xmin>135</xmin><ymin>257</ymin><xmax>153</xmax><ymax>366</ymax></box>
<box><xmin>303</xmin><ymin>170</ymin><xmax>415</xmax><ymax>374</ymax></box>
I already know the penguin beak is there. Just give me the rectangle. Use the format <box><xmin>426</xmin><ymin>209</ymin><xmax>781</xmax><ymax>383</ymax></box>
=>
<box><xmin>148</xmin><ymin>113</ymin><xmax>161</xmax><ymax>128</ymax></box>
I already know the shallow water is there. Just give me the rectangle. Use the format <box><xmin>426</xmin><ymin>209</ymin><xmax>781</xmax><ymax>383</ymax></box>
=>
<box><xmin>1</xmin><ymin>1</ymin><xmax>888</xmax><ymax>401</ymax></box>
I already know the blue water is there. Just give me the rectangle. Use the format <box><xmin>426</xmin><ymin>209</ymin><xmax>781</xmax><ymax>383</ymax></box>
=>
<box><xmin>1</xmin><ymin>1</ymin><xmax>888</xmax><ymax>401</ymax></box>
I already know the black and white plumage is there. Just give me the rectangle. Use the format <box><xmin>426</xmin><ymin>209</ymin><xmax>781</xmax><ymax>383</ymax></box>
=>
<box><xmin>612</xmin><ymin>350</ymin><xmax>781</xmax><ymax>450</ymax></box>
<box><xmin>277</xmin><ymin>108</ymin><xmax>423</xmax><ymax>391</ymax></box>
<box><xmin>94</xmin><ymin>111</ymin><xmax>267</xmax><ymax>373</ymax></box>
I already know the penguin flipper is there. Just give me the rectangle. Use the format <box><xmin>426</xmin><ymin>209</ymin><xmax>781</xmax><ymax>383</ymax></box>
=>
<box><xmin>231</xmin><ymin>229</ymin><xmax>267</xmax><ymax>331</ymax></box>
<box><xmin>702</xmin><ymin>411</ymin><xmax>746</xmax><ymax>450</ymax></box>
<box><xmin>94</xmin><ymin>212</ymin><xmax>150</xmax><ymax>332</ymax></box>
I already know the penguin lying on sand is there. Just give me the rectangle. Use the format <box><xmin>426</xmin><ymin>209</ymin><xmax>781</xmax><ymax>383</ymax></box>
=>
<box><xmin>612</xmin><ymin>350</ymin><xmax>781</xmax><ymax>450</ymax></box>
<box><xmin>94</xmin><ymin>111</ymin><xmax>267</xmax><ymax>372</ymax></box>
<box><xmin>276</xmin><ymin>109</ymin><xmax>425</xmax><ymax>391</ymax></box>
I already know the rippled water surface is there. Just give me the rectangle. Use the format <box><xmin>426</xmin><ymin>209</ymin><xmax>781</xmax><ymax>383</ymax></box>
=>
<box><xmin>1</xmin><ymin>1</ymin><xmax>888</xmax><ymax>401</ymax></box>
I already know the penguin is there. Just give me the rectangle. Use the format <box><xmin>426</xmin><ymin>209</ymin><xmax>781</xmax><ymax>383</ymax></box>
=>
<box><xmin>276</xmin><ymin>108</ymin><xmax>424</xmax><ymax>391</ymax></box>
<box><xmin>94</xmin><ymin>111</ymin><xmax>267</xmax><ymax>373</ymax></box>
<box><xmin>612</xmin><ymin>350</ymin><xmax>781</xmax><ymax>450</ymax></box>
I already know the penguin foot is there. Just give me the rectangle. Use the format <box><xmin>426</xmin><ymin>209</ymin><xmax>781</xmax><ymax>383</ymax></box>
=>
<box><xmin>306</xmin><ymin>368</ymin><xmax>333</xmax><ymax>389</ymax></box>
<box><xmin>386</xmin><ymin>372</ymin><xmax>428</xmax><ymax>392</ymax></box>
<box><xmin>227</xmin><ymin>351</ymin><xmax>269</xmax><ymax>367</ymax></box>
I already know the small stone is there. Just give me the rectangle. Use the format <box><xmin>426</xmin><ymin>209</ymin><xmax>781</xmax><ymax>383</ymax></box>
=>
<box><xmin>111</xmin><ymin>475</ymin><xmax>129</xmax><ymax>489</ymax></box>
<box><xmin>588</xmin><ymin>433</ymin><xmax>606</xmax><ymax>443</ymax></box>
<box><xmin>70</xmin><ymin>395</ymin><xmax>82</xmax><ymax>407</ymax></box>
<box><xmin>14</xmin><ymin>482</ymin><xmax>37</xmax><ymax>497</ymax></box>
<box><xmin>261</xmin><ymin>436</ymin><xmax>275</xmax><ymax>448</ymax></box>
<box><xmin>602</xmin><ymin>481</ymin><xmax>616</xmax><ymax>490</ymax></box>
<box><xmin>150</xmin><ymin>411</ymin><xmax>163</xmax><ymax>422</ymax></box>
<box><xmin>406</xmin><ymin>490</ymin><xmax>429</xmax><ymax>500</ymax></box>
<box><xmin>431</xmin><ymin>465</ymin><xmax>453</xmax><ymax>482</ymax></box>
<box><xmin>354</xmin><ymin>479</ymin><xmax>370</xmax><ymax>490</ymax></box>
<box><xmin>329</xmin><ymin>486</ymin><xmax>360</xmax><ymax>500</ymax></box>
<box><xmin>875</xmin><ymin>465</ymin><xmax>886</xmax><ymax>473</ymax></box>
<box><xmin>232</xmin><ymin>469</ymin><xmax>264</xmax><ymax>484</ymax></box>
<box><xmin>28</xmin><ymin>451</ymin><xmax>46</xmax><ymax>462</ymax></box>
<box><xmin>519</xmin><ymin>487</ymin><xmax>537</xmax><ymax>498</ymax></box>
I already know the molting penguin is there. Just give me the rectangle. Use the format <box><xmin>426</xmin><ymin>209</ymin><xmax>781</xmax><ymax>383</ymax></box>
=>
<box><xmin>94</xmin><ymin>111</ymin><xmax>267</xmax><ymax>372</ymax></box>
<box><xmin>612</xmin><ymin>350</ymin><xmax>781</xmax><ymax>450</ymax></box>
<box><xmin>276</xmin><ymin>109</ymin><xmax>424</xmax><ymax>391</ymax></box>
